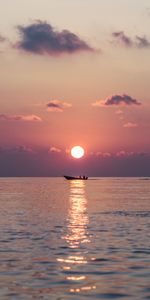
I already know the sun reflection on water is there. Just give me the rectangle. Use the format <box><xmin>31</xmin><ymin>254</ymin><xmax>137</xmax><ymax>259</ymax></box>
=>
<box><xmin>64</xmin><ymin>180</ymin><xmax>90</xmax><ymax>250</ymax></box>
<box><xmin>57</xmin><ymin>180</ymin><xmax>94</xmax><ymax>292</ymax></box>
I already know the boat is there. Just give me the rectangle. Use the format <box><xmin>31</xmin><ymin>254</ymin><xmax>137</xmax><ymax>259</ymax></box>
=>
<box><xmin>64</xmin><ymin>175</ymin><xmax>88</xmax><ymax>180</ymax></box>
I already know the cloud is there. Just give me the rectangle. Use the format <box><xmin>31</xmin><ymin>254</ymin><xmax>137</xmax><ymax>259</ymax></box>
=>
<box><xmin>112</xmin><ymin>31</ymin><xmax>133</xmax><ymax>47</ymax></box>
<box><xmin>0</xmin><ymin>114</ymin><xmax>42</xmax><ymax>121</ymax></box>
<box><xmin>123</xmin><ymin>122</ymin><xmax>138</xmax><ymax>128</ymax></box>
<box><xmin>46</xmin><ymin>100</ymin><xmax>72</xmax><ymax>112</ymax></box>
<box><xmin>0</xmin><ymin>145</ymin><xmax>35</xmax><ymax>154</ymax></box>
<box><xmin>116</xmin><ymin>150</ymin><xmax>132</xmax><ymax>157</ymax></box>
<box><xmin>135</xmin><ymin>35</ymin><xmax>150</xmax><ymax>48</ymax></box>
<box><xmin>49</xmin><ymin>146</ymin><xmax>61</xmax><ymax>153</ymax></box>
<box><xmin>0</xmin><ymin>146</ymin><xmax>149</xmax><ymax>176</ymax></box>
<box><xmin>115</xmin><ymin>109</ymin><xmax>124</xmax><ymax>120</ymax></box>
<box><xmin>96</xmin><ymin>152</ymin><xmax>112</xmax><ymax>158</ymax></box>
<box><xmin>12</xmin><ymin>145</ymin><xmax>35</xmax><ymax>153</ymax></box>
<box><xmin>92</xmin><ymin>94</ymin><xmax>141</xmax><ymax>107</ymax></box>
<box><xmin>115</xmin><ymin>109</ymin><xmax>124</xmax><ymax>115</ymax></box>
<box><xmin>0</xmin><ymin>34</ymin><xmax>6</xmax><ymax>43</ymax></box>
<box><xmin>16</xmin><ymin>21</ymin><xmax>94</xmax><ymax>55</ymax></box>
<box><xmin>115</xmin><ymin>150</ymin><xmax>146</xmax><ymax>157</ymax></box>
<box><xmin>112</xmin><ymin>31</ymin><xmax>150</xmax><ymax>48</ymax></box>
<box><xmin>92</xmin><ymin>150</ymin><xmax>148</xmax><ymax>159</ymax></box>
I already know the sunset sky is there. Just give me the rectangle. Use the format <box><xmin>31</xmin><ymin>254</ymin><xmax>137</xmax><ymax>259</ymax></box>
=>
<box><xmin>0</xmin><ymin>0</ymin><xmax>150</xmax><ymax>176</ymax></box>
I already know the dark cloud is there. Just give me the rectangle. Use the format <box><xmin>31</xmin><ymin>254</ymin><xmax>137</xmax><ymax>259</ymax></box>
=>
<box><xmin>0</xmin><ymin>114</ymin><xmax>42</xmax><ymax>121</ymax></box>
<box><xmin>105</xmin><ymin>95</ymin><xmax>141</xmax><ymax>106</ymax></box>
<box><xmin>92</xmin><ymin>94</ymin><xmax>141</xmax><ymax>107</ymax></box>
<box><xmin>112</xmin><ymin>31</ymin><xmax>133</xmax><ymax>47</ymax></box>
<box><xmin>136</xmin><ymin>36</ymin><xmax>150</xmax><ymax>48</ymax></box>
<box><xmin>46</xmin><ymin>100</ymin><xmax>72</xmax><ymax>112</ymax></box>
<box><xmin>16</xmin><ymin>21</ymin><xmax>94</xmax><ymax>55</ymax></box>
<box><xmin>112</xmin><ymin>31</ymin><xmax>150</xmax><ymax>48</ymax></box>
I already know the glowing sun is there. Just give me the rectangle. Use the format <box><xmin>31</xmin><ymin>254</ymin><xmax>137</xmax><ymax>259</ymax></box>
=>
<box><xmin>71</xmin><ymin>146</ymin><xmax>85</xmax><ymax>159</ymax></box>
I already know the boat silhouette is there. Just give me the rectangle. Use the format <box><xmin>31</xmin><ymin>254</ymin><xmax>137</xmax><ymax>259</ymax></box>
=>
<box><xmin>64</xmin><ymin>175</ymin><xmax>88</xmax><ymax>180</ymax></box>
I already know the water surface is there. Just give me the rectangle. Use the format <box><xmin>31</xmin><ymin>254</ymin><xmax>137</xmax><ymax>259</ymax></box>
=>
<box><xmin>0</xmin><ymin>177</ymin><xmax>150</xmax><ymax>299</ymax></box>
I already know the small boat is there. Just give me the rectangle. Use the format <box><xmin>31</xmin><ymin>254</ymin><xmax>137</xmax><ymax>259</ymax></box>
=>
<box><xmin>64</xmin><ymin>175</ymin><xmax>88</xmax><ymax>180</ymax></box>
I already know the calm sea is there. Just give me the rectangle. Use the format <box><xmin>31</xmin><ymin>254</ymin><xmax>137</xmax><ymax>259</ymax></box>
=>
<box><xmin>0</xmin><ymin>177</ymin><xmax>150</xmax><ymax>300</ymax></box>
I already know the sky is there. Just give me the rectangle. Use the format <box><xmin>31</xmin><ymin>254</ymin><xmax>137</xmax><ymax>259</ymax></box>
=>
<box><xmin>0</xmin><ymin>0</ymin><xmax>150</xmax><ymax>176</ymax></box>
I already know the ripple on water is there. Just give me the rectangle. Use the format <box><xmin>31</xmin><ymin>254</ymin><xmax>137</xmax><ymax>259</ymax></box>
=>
<box><xmin>0</xmin><ymin>177</ymin><xmax>150</xmax><ymax>300</ymax></box>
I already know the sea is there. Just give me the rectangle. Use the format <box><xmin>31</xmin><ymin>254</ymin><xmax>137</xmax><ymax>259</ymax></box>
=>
<box><xmin>0</xmin><ymin>177</ymin><xmax>150</xmax><ymax>300</ymax></box>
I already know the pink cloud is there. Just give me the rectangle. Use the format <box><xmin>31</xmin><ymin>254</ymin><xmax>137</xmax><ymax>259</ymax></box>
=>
<box><xmin>91</xmin><ymin>150</ymin><xmax>148</xmax><ymax>159</ymax></box>
<box><xmin>96</xmin><ymin>152</ymin><xmax>112</xmax><ymax>158</ymax></box>
<box><xmin>46</xmin><ymin>100</ymin><xmax>72</xmax><ymax>112</ymax></box>
<box><xmin>49</xmin><ymin>146</ymin><xmax>61</xmax><ymax>153</ymax></box>
<box><xmin>116</xmin><ymin>150</ymin><xmax>127</xmax><ymax>157</ymax></box>
<box><xmin>115</xmin><ymin>109</ymin><xmax>124</xmax><ymax>114</ymax></box>
<box><xmin>123</xmin><ymin>122</ymin><xmax>138</xmax><ymax>128</ymax></box>
<box><xmin>0</xmin><ymin>114</ymin><xmax>42</xmax><ymax>121</ymax></box>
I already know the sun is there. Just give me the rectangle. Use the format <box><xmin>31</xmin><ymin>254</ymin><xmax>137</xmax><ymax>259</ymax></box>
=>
<box><xmin>71</xmin><ymin>146</ymin><xmax>85</xmax><ymax>159</ymax></box>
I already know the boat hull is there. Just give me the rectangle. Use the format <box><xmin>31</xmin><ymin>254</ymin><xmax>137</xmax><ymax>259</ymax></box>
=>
<box><xmin>64</xmin><ymin>175</ymin><xmax>88</xmax><ymax>180</ymax></box>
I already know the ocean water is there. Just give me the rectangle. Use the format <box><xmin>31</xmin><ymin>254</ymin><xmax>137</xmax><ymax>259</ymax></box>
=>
<box><xmin>0</xmin><ymin>177</ymin><xmax>150</xmax><ymax>300</ymax></box>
